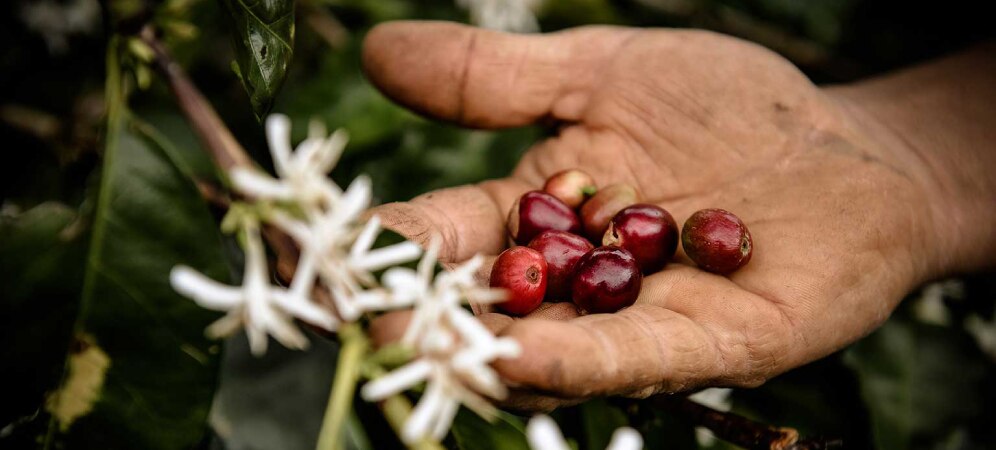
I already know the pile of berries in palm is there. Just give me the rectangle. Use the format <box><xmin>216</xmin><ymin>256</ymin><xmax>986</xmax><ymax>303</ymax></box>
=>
<box><xmin>490</xmin><ymin>169</ymin><xmax>753</xmax><ymax>315</ymax></box>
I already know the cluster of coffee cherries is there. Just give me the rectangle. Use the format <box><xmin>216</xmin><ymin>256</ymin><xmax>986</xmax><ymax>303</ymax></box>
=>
<box><xmin>490</xmin><ymin>170</ymin><xmax>752</xmax><ymax>316</ymax></box>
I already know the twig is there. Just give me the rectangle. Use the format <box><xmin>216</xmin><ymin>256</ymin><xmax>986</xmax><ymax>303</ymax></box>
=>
<box><xmin>138</xmin><ymin>26</ymin><xmax>251</xmax><ymax>171</ymax></box>
<box><xmin>194</xmin><ymin>180</ymin><xmax>232</xmax><ymax>209</ymax></box>
<box><xmin>139</xmin><ymin>25</ymin><xmax>338</xmax><ymax>321</ymax></box>
<box><xmin>786</xmin><ymin>438</ymin><xmax>844</xmax><ymax>450</ymax></box>
<box><xmin>301</xmin><ymin>2</ymin><xmax>350</xmax><ymax>50</ymax></box>
<box><xmin>651</xmin><ymin>395</ymin><xmax>842</xmax><ymax>450</ymax></box>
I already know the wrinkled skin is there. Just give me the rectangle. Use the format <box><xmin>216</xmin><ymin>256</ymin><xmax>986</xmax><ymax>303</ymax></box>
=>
<box><xmin>361</xmin><ymin>22</ymin><xmax>996</xmax><ymax>410</ymax></box>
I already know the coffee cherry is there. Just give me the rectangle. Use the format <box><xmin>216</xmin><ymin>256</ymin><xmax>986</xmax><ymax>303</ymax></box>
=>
<box><xmin>527</xmin><ymin>230</ymin><xmax>594</xmax><ymax>301</ymax></box>
<box><xmin>571</xmin><ymin>246</ymin><xmax>642</xmax><ymax>314</ymax></box>
<box><xmin>508</xmin><ymin>191</ymin><xmax>582</xmax><ymax>245</ymax></box>
<box><xmin>603</xmin><ymin>204</ymin><xmax>678</xmax><ymax>274</ymax></box>
<box><xmin>490</xmin><ymin>247</ymin><xmax>548</xmax><ymax>316</ymax></box>
<box><xmin>543</xmin><ymin>169</ymin><xmax>597</xmax><ymax>209</ymax></box>
<box><xmin>681</xmin><ymin>208</ymin><xmax>753</xmax><ymax>274</ymax></box>
<box><xmin>579</xmin><ymin>183</ymin><xmax>640</xmax><ymax>242</ymax></box>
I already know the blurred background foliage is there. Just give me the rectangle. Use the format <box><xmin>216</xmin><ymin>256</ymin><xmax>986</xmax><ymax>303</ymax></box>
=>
<box><xmin>1</xmin><ymin>0</ymin><xmax>993</xmax><ymax>449</ymax></box>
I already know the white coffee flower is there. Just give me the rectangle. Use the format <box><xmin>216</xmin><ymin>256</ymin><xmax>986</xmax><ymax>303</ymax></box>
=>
<box><xmin>233</xmin><ymin>114</ymin><xmax>421</xmax><ymax>321</ymax></box>
<box><xmin>269</xmin><ymin>190</ymin><xmax>422</xmax><ymax>321</ymax></box>
<box><xmin>229</xmin><ymin>114</ymin><xmax>346</xmax><ymax>208</ymax></box>
<box><xmin>21</xmin><ymin>0</ymin><xmax>100</xmax><ymax>54</ymax></box>
<box><xmin>457</xmin><ymin>0</ymin><xmax>542</xmax><ymax>33</ymax></box>
<box><xmin>170</xmin><ymin>221</ymin><xmax>337</xmax><ymax>356</ymax></box>
<box><xmin>527</xmin><ymin>415</ymin><xmax>643</xmax><ymax>450</ymax></box>
<box><xmin>360</xmin><ymin>238</ymin><xmax>518</xmax><ymax>444</ymax></box>
<box><xmin>172</xmin><ymin>114</ymin><xmax>420</xmax><ymax>354</ymax></box>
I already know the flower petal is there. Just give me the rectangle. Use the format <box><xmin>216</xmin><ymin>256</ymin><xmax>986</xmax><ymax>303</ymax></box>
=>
<box><xmin>606</xmin><ymin>427</ymin><xmax>644</xmax><ymax>450</ymax></box>
<box><xmin>329</xmin><ymin>285</ymin><xmax>362</xmax><ymax>322</ymax></box>
<box><xmin>245</xmin><ymin>320</ymin><xmax>269</xmax><ymax>356</ymax></box>
<box><xmin>230</xmin><ymin>168</ymin><xmax>295</xmax><ymax>200</ymax></box>
<box><xmin>309</xmin><ymin>129</ymin><xmax>349</xmax><ymax>175</ymax></box>
<box><xmin>351</xmin><ymin>216</ymin><xmax>382</xmax><ymax>257</ymax></box>
<box><xmin>170</xmin><ymin>266</ymin><xmax>243</xmax><ymax>310</ymax></box>
<box><xmin>337</xmin><ymin>175</ymin><xmax>372</xmax><ymax>223</ymax></box>
<box><xmin>261</xmin><ymin>308</ymin><xmax>310</xmax><ymax>351</ymax></box>
<box><xmin>417</xmin><ymin>236</ymin><xmax>442</xmax><ymax>282</ymax></box>
<box><xmin>272</xmin><ymin>291</ymin><xmax>338</xmax><ymax>331</ymax></box>
<box><xmin>382</xmin><ymin>267</ymin><xmax>421</xmax><ymax>289</ymax></box>
<box><xmin>288</xmin><ymin>249</ymin><xmax>318</xmax><ymax>299</ymax></box>
<box><xmin>492</xmin><ymin>337</ymin><xmax>522</xmax><ymax>359</ymax></box>
<box><xmin>360</xmin><ymin>359</ymin><xmax>433</xmax><ymax>401</ymax></box>
<box><xmin>464</xmin><ymin>287</ymin><xmax>509</xmax><ymax>305</ymax></box>
<box><xmin>290</xmin><ymin>138</ymin><xmax>324</xmax><ymax>173</ymax></box>
<box><xmin>441</xmin><ymin>254</ymin><xmax>483</xmax><ymax>287</ymax></box>
<box><xmin>454</xmin><ymin>360</ymin><xmax>506</xmax><ymax>400</ymax></box>
<box><xmin>352</xmin><ymin>241</ymin><xmax>423</xmax><ymax>272</ymax></box>
<box><xmin>429</xmin><ymin>396</ymin><xmax>460</xmax><ymax>442</ymax></box>
<box><xmin>401</xmin><ymin>301</ymin><xmax>433</xmax><ymax>347</ymax></box>
<box><xmin>205</xmin><ymin>310</ymin><xmax>244</xmax><ymax>338</ymax></box>
<box><xmin>268</xmin><ymin>212</ymin><xmax>312</xmax><ymax>244</ymax></box>
<box><xmin>527</xmin><ymin>416</ymin><xmax>572</xmax><ymax>450</ymax></box>
<box><xmin>447</xmin><ymin>307</ymin><xmax>495</xmax><ymax>348</ymax></box>
<box><xmin>451</xmin><ymin>385</ymin><xmax>497</xmax><ymax>422</ymax></box>
<box><xmin>266</xmin><ymin>114</ymin><xmax>293</xmax><ymax>176</ymax></box>
<box><xmin>402</xmin><ymin>380</ymin><xmax>446</xmax><ymax>444</ymax></box>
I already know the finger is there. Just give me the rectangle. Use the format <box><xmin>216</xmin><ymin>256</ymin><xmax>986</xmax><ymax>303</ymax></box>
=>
<box><xmin>476</xmin><ymin>301</ymin><xmax>581</xmax><ymax>324</ymax></box>
<box><xmin>500</xmin><ymin>388</ymin><xmax>585</xmax><ymax>413</ymax></box>
<box><xmin>368</xmin><ymin>177</ymin><xmax>531</xmax><ymax>262</ymax></box>
<box><xmin>368</xmin><ymin>310</ymin><xmax>509</xmax><ymax>349</ymax></box>
<box><xmin>362</xmin><ymin>21</ymin><xmax>637</xmax><ymax>128</ymax></box>
<box><xmin>493</xmin><ymin>266</ymin><xmax>796</xmax><ymax>398</ymax></box>
<box><xmin>371</xmin><ymin>299</ymin><xmax>582</xmax><ymax>349</ymax></box>
<box><xmin>368</xmin><ymin>310</ymin><xmax>412</xmax><ymax>348</ymax></box>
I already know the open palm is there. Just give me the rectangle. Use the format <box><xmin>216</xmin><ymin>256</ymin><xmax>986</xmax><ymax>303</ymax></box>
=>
<box><xmin>363</xmin><ymin>21</ymin><xmax>942</xmax><ymax>408</ymax></box>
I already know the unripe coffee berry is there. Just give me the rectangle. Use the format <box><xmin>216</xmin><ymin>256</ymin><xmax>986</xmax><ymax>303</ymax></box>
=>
<box><xmin>543</xmin><ymin>169</ymin><xmax>597</xmax><ymax>209</ymax></box>
<box><xmin>681</xmin><ymin>208</ymin><xmax>753</xmax><ymax>274</ymax></box>
<box><xmin>580</xmin><ymin>183</ymin><xmax>640</xmax><ymax>242</ymax></box>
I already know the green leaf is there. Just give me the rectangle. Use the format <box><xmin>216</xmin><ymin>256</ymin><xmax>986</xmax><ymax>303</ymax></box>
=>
<box><xmin>220</xmin><ymin>0</ymin><xmax>296</xmax><ymax>118</ymax></box>
<box><xmin>844</xmin><ymin>318</ymin><xmax>992</xmax><ymax>449</ymax></box>
<box><xmin>578</xmin><ymin>398</ymin><xmax>629</xmax><ymax>450</ymax></box>
<box><xmin>451</xmin><ymin>408</ymin><xmax>530</xmax><ymax>450</ymax></box>
<box><xmin>0</xmin><ymin>203</ymin><xmax>88</xmax><ymax>443</ymax></box>
<box><xmin>41</xmin><ymin>45</ymin><xmax>230</xmax><ymax>448</ymax></box>
<box><xmin>209</xmin><ymin>333</ymin><xmax>342</xmax><ymax>450</ymax></box>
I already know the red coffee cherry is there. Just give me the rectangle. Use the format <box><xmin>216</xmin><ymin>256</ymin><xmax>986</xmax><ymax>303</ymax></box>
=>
<box><xmin>571</xmin><ymin>246</ymin><xmax>642</xmax><ymax>314</ymax></box>
<box><xmin>603</xmin><ymin>204</ymin><xmax>679</xmax><ymax>274</ymax></box>
<box><xmin>681</xmin><ymin>208</ymin><xmax>753</xmax><ymax>274</ymax></box>
<box><xmin>528</xmin><ymin>230</ymin><xmax>594</xmax><ymax>301</ymax></box>
<box><xmin>490</xmin><ymin>247</ymin><xmax>548</xmax><ymax>316</ymax></box>
<box><xmin>507</xmin><ymin>191</ymin><xmax>582</xmax><ymax>245</ymax></box>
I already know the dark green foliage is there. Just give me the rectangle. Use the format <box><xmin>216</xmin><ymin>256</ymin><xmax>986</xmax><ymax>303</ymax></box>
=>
<box><xmin>219</xmin><ymin>0</ymin><xmax>296</xmax><ymax>118</ymax></box>
<box><xmin>39</xmin><ymin>112</ymin><xmax>230</xmax><ymax>448</ymax></box>
<box><xmin>0</xmin><ymin>0</ymin><xmax>993</xmax><ymax>449</ymax></box>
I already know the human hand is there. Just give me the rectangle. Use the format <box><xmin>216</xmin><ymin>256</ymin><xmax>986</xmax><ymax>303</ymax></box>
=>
<box><xmin>360</xmin><ymin>21</ymin><xmax>991</xmax><ymax>410</ymax></box>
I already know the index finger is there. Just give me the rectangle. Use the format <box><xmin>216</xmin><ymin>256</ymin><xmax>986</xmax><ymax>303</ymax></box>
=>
<box><xmin>362</xmin><ymin>21</ymin><xmax>637</xmax><ymax>128</ymax></box>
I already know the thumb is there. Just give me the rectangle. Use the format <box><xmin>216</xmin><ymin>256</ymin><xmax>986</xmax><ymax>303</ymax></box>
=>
<box><xmin>362</xmin><ymin>20</ymin><xmax>637</xmax><ymax>128</ymax></box>
<box><xmin>368</xmin><ymin>178</ymin><xmax>530</xmax><ymax>262</ymax></box>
